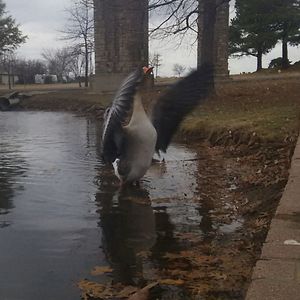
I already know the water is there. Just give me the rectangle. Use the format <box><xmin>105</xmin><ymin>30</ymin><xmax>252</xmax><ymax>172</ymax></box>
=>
<box><xmin>0</xmin><ymin>112</ymin><xmax>103</xmax><ymax>299</ymax></box>
<box><xmin>0</xmin><ymin>111</ymin><xmax>242</xmax><ymax>299</ymax></box>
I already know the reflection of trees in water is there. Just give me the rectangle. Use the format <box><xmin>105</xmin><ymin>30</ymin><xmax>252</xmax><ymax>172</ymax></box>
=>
<box><xmin>94</xmin><ymin>118</ymin><xmax>104</xmax><ymax>158</ymax></box>
<box><xmin>94</xmin><ymin>165</ymin><xmax>183</xmax><ymax>287</ymax></box>
<box><xmin>196</xmin><ymin>196</ymin><xmax>216</xmax><ymax>243</ymax></box>
<box><xmin>0</xmin><ymin>142</ymin><xmax>27</xmax><ymax>218</ymax></box>
<box><xmin>94</xmin><ymin>131</ymin><xmax>155</xmax><ymax>284</ymax></box>
<box><xmin>195</xmin><ymin>150</ymin><xmax>220</xmax><ymax>244</ymax></box>
<box><xmin>94</xmin><ymin>142</ymin><xmax>197</xmax><ymax>286</ymax></box>
<box><xmin>150</xmin><ymin>206</ymin><xmax>177</xmax><ymax>255</ymax></box>
<box><xmin>195</xmin><ymin>150</ymin><xmax>246</xmax><ymax>250</ymax></box>
<box><xmin>95</xmin><ymin>186</ymin><xmax>156</xmax><ymax>285</ymax></box>
<box><xmin>85</xmin><ymin>118</ymin><xmax>101</xmax><ymax>150</ymax></box>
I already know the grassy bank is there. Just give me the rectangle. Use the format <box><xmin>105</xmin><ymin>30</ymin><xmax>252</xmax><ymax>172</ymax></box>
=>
<box><xmin>4</xmin><ymin>74</ymin><xmax>300</xmax><ymax>146</ymax></box>
<box><xmin>180</xmin><ymin>77</ymin><xmax>300</xmax><ymax>145</ymax></box>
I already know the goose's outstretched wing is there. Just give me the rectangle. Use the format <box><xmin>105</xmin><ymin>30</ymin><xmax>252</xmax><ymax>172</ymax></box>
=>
<box><xmin>151</xmin><ymin>63</ymin><xmax>214</xmax><ymax>153</ymax></box>
<box><xmin>101</xmin><ymin>69</ymin><xmax>142</xmax><ymax>163</ymax></box>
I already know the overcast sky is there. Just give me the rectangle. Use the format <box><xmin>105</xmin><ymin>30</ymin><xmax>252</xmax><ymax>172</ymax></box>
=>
<box><xmin>5</xmin><ymin>0</ymin><xmax>300</xmax><ymax>76</ymax></box>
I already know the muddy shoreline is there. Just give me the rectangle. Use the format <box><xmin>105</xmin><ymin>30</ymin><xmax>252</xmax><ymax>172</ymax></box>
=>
<box><xmin>76</xmin><ymin>141</ymin><xmax>295</xmax><ymax>300</ymax></box>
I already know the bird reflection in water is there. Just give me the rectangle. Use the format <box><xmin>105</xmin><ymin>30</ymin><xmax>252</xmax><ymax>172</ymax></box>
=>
<box><xmin>95</xmin><ymin>186</ymin><xmax>156</xmax><ymax>286</ymax></box>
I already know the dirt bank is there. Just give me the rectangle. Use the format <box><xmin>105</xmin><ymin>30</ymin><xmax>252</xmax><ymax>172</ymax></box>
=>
<box><xmin>15</xmin><ymin>89</ymin><xmax>108</xmax><ymax>118</ymax></box>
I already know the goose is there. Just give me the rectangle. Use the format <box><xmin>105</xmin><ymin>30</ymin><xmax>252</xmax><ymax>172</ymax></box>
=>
<box><xmin>101</xmin><ymin>63</ymin><xmax>214</xmax><ymax>185</ymax></box>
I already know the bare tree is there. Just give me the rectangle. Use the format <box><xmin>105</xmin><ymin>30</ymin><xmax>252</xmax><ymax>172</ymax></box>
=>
<box><xmin>149</xmin><ymin>0</ymin><xmax>230</xmax><ymax>35</ymax></box>
<box><xmin>41</xmin><ymin>47</ymin><xmax>74</xmax><ymax>82</ymax></box>
<box><xmin>173</xmin><ymin>63</ymin><xmax>186</xmax><ymax>76</ymax></box>
<box><xmin>61</xmin><ymin>0</ymin><xmax>94</xmax><ymax>87</ymax></box>
<box><xmin>149</xmin><ymin>0</ymin><xmax>199</xmax><ymax>39</ymax></box>
<box><xmin>79</xmin><ymin>0</ymin><xmax>94</xmax><ymax>8</ymax></box>
<box><xmin>149</xmin><ymin>0</ymin><xmax>230</xmax><ymax>69</ymax></box>
<box><xmin>149</xmin><ymin>52</ymin><xmax>163</xmax><ymax>77</ymax></box>
<box><xmin>14</xmin><ymin>58</ymin><xmax>47</xmax><ymax>84</ymax></box>
<box><xmin>67</xmin><ymin>46</ymin><xmax>85</xmax><ymax>87</ymax></box>
<box><xmin>0</xmin><ymin>51</ymin><xmax>17</xmax><ymax>89</ymax></box>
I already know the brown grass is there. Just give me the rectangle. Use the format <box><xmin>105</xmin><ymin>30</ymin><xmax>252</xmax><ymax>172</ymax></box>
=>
<box><xmin>3</xmin><ymin>74</ymin><xmax>300</xmax><ymax>144</ymax></box>
<box><xmin>180</xmin><ymin>77</ymin><xmax>300</xmax><ymax>143</ymax></box>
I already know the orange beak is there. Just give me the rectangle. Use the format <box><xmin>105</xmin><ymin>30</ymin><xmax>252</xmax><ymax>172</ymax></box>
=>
<box><xmin>143</xmin><ymin>66</ymin><xmax>154</xmax><ymax>74</ymax></box>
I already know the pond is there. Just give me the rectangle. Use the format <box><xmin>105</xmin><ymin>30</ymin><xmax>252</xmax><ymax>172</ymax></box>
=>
<box><xmin>0</xmin><ymin>111</ymin><xmax>249</xmax><ymax>299</ymax></box>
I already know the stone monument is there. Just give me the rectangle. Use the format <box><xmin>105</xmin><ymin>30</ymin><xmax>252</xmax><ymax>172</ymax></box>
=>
<box><xmin>197</xmin><ymin>0</ymin><xmax>230</xmax><ymax>78</ymax></box>
<box><xmin>92</xmin><ymin>0</ymin><xmax>229</xmax><ymax>92</ymax></box>
<box><xmin>92</xmin><ymin>0</ymin><xmax>148</xmax><ymax>92</ymax></box>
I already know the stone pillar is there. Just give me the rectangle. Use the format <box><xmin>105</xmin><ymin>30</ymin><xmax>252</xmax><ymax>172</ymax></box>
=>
<box><xmin>92</xmin><ymin>0</ymin><xmax>148</xmax><ymax>92</ymax></box>
<box><xmin>197</xmin><ymin>0</ymin><xmax>229</xmax><ymax>78</ymax></box>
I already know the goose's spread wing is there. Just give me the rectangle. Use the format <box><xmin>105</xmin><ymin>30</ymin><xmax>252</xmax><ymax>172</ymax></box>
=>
<box><xmin>151</xmin><ymin>63</ymin><xmax>214</xmax><ymax>153</ymax></box>
<box><xmin>101</xmin><ymin>69</ymin><xmax>142</xmax><ymax>163</ymax></box>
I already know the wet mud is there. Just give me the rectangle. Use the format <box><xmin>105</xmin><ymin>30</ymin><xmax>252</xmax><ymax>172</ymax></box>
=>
<box><xmin>0</xmin><ymin>112</ymin><xmax>294</xmax><ymax>300</ymax></box>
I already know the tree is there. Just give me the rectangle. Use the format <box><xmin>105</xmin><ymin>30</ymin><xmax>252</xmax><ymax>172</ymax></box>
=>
<box><xmin>149</xmin><ymin>53</ymin><xmax>162</xmax><ymax>77</ymax></box>
<box><xmin>67</xmin><ymin>45</ymin><xmax>86</xmax><ymax>86</ymax></box>
<box><xmin>268</xmin><ymin>57</ymin><xmax>292</xmax><ymax>69</ymax></box>
<box><xmin>0</xmin><ymin>0</ymin><xmax>27</xmax><ymax>54</ymax></box>
<box><xmin>42</xmin><ymin>48</ymin><xmax>74</xmax><ymax>82</ymax></box>
<box><xmin>149</xmin><ymin>0</ymin><xmax>230</xmax><ymax>69</ymax></box>
<box><xmin>14</xmin><ymin>59</ymin><xmax>47</xmax><ymax>84</ymax></box>
<box><xmin>149</xmin><ymin>0</ymin><xmax>199</xmax><ymax>39</ymax></box>
<box><xmin>173</xmin><ymin>63</ymin><xmax>186</xmax><ymax>76</ymax></box>
<box><xmin>229</xmin><ymin>0</ymin><xmax>278</xmax><ymax>71</ymax></box>
<box><xmin>271</xmin><ymin>0</ymin><xmax>300</xmax><ymax>68</ymax></box>
<box><xmin>0</xmin><ymin>51</ymin><xmax>17</xmax><ymax>89</ymax></box>
<box><xmin>61</xmin><ymin>0</ymin><xmax>94</xmax><ymax>87</ymax></box>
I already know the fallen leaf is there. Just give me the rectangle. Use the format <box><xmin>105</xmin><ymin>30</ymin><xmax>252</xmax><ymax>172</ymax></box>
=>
<box><xmin>164</xmin><ymin>252</ymin><xmax>182</xmax><ymax>260</ymax></box>
<box><xmin>128</xmin><ymin>282</ymin><xmax>158</xmax><ymax>300</ymax></box>
<box><xmin>159</xmin><ymin>278</ymin><xmax>185</xmax><ymax>286</ymax></box>
<box><xmin>78</xmin><ymin>280</ymin><xmax>111</xmax><ymax>300</ymax></box>
<box><xmin>117</xmin><ymin>285</ymin><xmax>139</xmax><ymax>298</ymax></box>
<box><xmin>91</xmin><ymin>266</ymin><xmax>113</xmax><ymax>276</ymax></box>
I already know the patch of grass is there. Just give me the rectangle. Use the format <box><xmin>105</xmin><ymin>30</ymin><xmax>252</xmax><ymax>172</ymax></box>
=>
<box><xmin>182</xmin><ymin>105</ymin><xmax>299</xmax><ymax>141</ymax></box>
<box><xmin>180</xmin><ymin>78</ymin><xmax>300</xmax><ymax>143</ymax></box>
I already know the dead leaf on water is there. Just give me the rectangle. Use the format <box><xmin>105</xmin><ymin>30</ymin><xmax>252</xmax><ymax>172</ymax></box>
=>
<box><xmin>189</xmin><ymin>282</ymin><xmax>211</xmax><ymax>294</ymax></box>
<box><xmin>159</xmin><ymin>278</ymin><xmax>185</xmax><ymax>286</ymax></box>
<box><xmin>78</xmin><ymin>280</ymin><xmax>112</xmax><ymax>300</ymax></box>
<box><xmin>209</xmin><ymin>271</ymin><xmax>228</xmax><ymax>280</ymax></box>
<box><xmin>91</xmin><ymin>266</ymin><xmax>113</xmax><ymax>276</ymax></box>
<box><xmin>128</xmin><ymin>282</ymin><xmax>158</xmax><ymax>300</ymax></box>
<box><xmin>136</xmin><ymin>250</ymin><xmax>151</xmax><ymax>258</ymax></box>
<box><xmin>164</xmin><ymin>252</ymin><xmax>183</xmax><ymax>260</ymax></box>
<box><xmin>117</xmin><ymin>285</ymin><xmax>139</xmax><ymax>298</ymax></box>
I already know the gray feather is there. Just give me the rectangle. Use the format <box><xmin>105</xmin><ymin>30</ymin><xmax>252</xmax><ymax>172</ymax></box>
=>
<box><xmin>151</xmin><ymin>63</ymin><xmax>214</xmax><ymax>153</ymax></box>
<box><xmin>101</xmin><ymin>68</ymin><xmax>143</xmax><ymax>163</ymax></box>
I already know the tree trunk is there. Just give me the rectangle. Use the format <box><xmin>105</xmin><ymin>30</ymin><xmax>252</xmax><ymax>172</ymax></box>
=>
<box><xmin>256</xmin><ymin>51</ymin><xmax>263</xmax><ymax>71</ymax></box>
<box><xmin>282</xmin><ymin>36</ymin><xmax>289</xmax><ymax>69</ymax></box>
<box><xmin>197</xmin><ymin>0</ymin><xmax>202</xmax><ymax>69</ymax></box>
<box><xmin>8</xmin><ymin>62</ymin><xmax>12</xmax><ymax>90</ymax></box>
<box><xmin>84</xmin><ymin>42</ymin><xmax>89</xmax><ymax>87</ymax></box>
<box><xmin>8</xmin><ymin>75</ymin><xmax>12</xmax><ymax>90</ymax></box>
